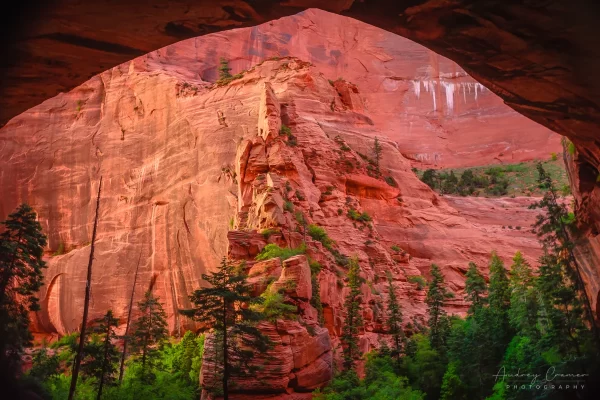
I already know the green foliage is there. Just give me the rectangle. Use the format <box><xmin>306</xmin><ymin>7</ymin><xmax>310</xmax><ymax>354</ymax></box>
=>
<box><xmin>280</xmin><ymin>124</ymin><xmax>297</xmax><ymax>146</ymax></box>
<box><xmin>280</xmin><ymin>124</ymin><xmax>291</xmax><ymax>136</ymax></box>
<box><xmin>295</xmin><ymin>189</ymin><xmax>305</xmax><ymax>201</ymax></box>
<box><xmin>317</xmin><ymin>354</ymin><xmax>425</xmax><ymax>400</ymax></box>
<box><xmin>52</xmin><ymin>242</ymin><xmax>65</xmax><ymax>256</ymax></box>
<box><xmin>252</xmin><ymin>288</ymin><xmax>297</xmax><ymax>321</ymax></box>
<box><xmin>130</xmin><ymin>292</ymin><xmax>169</xmax><ymax>384</ymax></box>
<box><xmin>464</xmin><ymin>262</ymin><xmax>487</xmax><ymax>313</ymax></box>
<box><xmin>0</xmin><ymin>204</ymin><xmax>48</xmax><ymax>381</ymax></box>
<box><xmin>341</xmin><ymin>257</ymin><xmax>363</xmax><ymax>370</ymax></box>
<box><xmin>567</xmin><ymin>140</ymin><xmax>576</xmax><ymax>155</ymax></box>
<box><xmin>415</xmin><ymin>160</ymin><xmax>569</xmax><ymax>197</ymax></box>
<box><xmin>347</xmin><ymin>208</ymin><xmax>372</xmax><ymax>222</ymax></box>
<box><xmin>309</xmin><ymin>259</ymin><xmax>324</xmax><ymax>324</ymax></box>
<box><xmin>401</xmin><ymin>334</ymin><xmax>447</xmax><ymax>399</ymax></box>
<box><xmin>80</xmin><ymin>310</ymin><xmax>120</xmax><ymax>397</ymax></box>
<box><xmin>407</xmin><ymin>275</ymin><xmax>426</xmax><ymax>290</ymax></box>
<box><xmin>218</xmin><ymin>57</ymin><xmax>232</xmax><ymax>80</ymax></box>
<box><xmin>373</xmin><ymin>137</ymin><xmax>383</xmax><ymax>175</ymax></box>
<box><xmin>180</xmin><ymin>257</ymin><xmax>270</xmax><ymax>398</ymax></box>
<box><xmin>440</xmin><ymin>362</ymin><xmax>467</xmax><ymax>400</ymax></box>
<box><xmin>308</xmin><ymin>224</ymin><xmax>333</xmax><ymax>248</ymax></box>
<box><xmin>260</xmin><ymin>228</ymin><xmax>278</xmax><ymax>240</ymax></box>
<box><xmin>550</xmin><ymin>152</ymin><xmax>558</xmax><ymax>161</ymax></box>
<box><xmin>283</xmin><ymin>200</ymin><xmax>294</xmax><ymax>212</ymax></box>
<box><xmin>385</xmin><ymin>176</ymin><xmax>398</xmax><ymax>187</ymax></box>
<box><xmin>386</xmin><ymin>273</ymin><xmax>404</xmax><ymax>363</ymax></box>
<box><xmin>426</xmin><ymin>264</ymin><xmax>452</xmax><ymax>355</ymax></box>
<box><xmin>391</xmin><ymin>245</ymin><xmax>401</xmax><ymax>253</ymax></box>
<box><xmin>421</xmin><ymin>169</ymin><xmax>438</xmax><ymax>189</ymax></box>
<box><xmin>255</xmin><ymin>243</ymin><xmax>305</xmax><ymax>261</ymax></box>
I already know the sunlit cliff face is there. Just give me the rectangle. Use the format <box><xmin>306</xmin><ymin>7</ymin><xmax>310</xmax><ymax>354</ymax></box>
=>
<box><xmin>0</xmin><ymin>10</ymin><xmax>557</xmax><ymax>341</ymax></box>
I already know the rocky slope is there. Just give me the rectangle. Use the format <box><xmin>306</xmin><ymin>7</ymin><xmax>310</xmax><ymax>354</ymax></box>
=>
<box><xmin>0</xmin><ymin>53</ymin><xmax>548</xmax><ymax>396</ymax></box>
<box><xmin>136</xmin><ymin>9</ymin><xmax>561</xmax><ymax>169</ymax></box>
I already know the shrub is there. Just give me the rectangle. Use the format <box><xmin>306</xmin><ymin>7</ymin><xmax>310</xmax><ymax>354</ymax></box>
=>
<box><xmin>280</xmin><ymin>124</ymin><xmax>292</xmax><ymax>136</ymax></box>
<box><xmin>407</xmin><ymin>275</ymin><xmax>426</xmax><ymax>290</ymax></box>
<box><xmin>550</xmin><ymin>152</ymin><xmax>558</xmax><ymax>161</ymax></box>
<box><xmin>568</xmin><ymin>141</ymin><xmax>576</xmax><ymax>155</ymax></box>
<box><xmin>337</xmin><ymin>208</ymin><xmax>343</xmax><ymax>215</ymax></box>
<box><xmin>385</xmin><ymin>176</ymin><xmax>398</xmax><ymax>187</ymax></box>
<box><xmin>283</xmin><ymin>201</ymin><xmax>294</xmax><ymax>212</ymax></box>
<box><xmin>347</xmin><ymin>209</ymin><xmax>372</xmax><ymax>222</ymax></box>
<box><xmin>295</xmin><ymin>190</ymin><xmax>305</xmax><ymax>201</ymax></box>
<box><xmin>52</xmin><ymin>242</ymin><xmax>65</xmax><ymax>256</ymax></box>
<box><xmin>256</xmin><ymin>243</ymin><xmax>306</xmax><ymax>261</ymax></box>
<box><xmin>261</xmin><ymin>228</ymin><xmax>278</xmax><ymax>240</ymax></box>
<box><xmin>391</xmin><ymin>245</ymin><xmax>401</xmax><ymax>253</ymax></box>
<box><xmin>308</xmin><ymin>224</ymin><xmax>333</xmax><ymax>249</ymax></box>
<box><xmin>294</xmin><ymin>211</ymin><xmax>306</xmax><ymax>226</ymax></box>
<box><xmin>340</xmin><ymin>144</ymin><xmax>351</xmax><ymax>151</ymax></box>
<box><xmin>252</xmin><ymin>289</ymin><xmax>297</xmax><ymax>321</ymax></box>
<box><xmin>324</xmin><ymin>186</ymin><xmax>334</xmax><ymax>195</ymax></box>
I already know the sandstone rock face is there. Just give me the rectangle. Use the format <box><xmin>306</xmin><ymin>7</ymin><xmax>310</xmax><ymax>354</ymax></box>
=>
<box><xmin>128</xmin><ymin>9</ymin><xmax>561</xmax><ymax>169</ymax></box>
<box><xmin>271</xmin><ymin>256</ymin><xmax>312</xmax><ymax>301</ymax></box>
<box><xmin>0</xmin><ymin>33</ymin><xmax>553</xmax><ymax>398</ymax></box>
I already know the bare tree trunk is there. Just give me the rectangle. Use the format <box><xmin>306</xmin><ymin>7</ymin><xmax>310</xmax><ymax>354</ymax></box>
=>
<box><xmin>118</xmin><ymin>249</ymin><xmax>143</xmax><ymax>382</ymax></box>
<box><xmin>68</xmin><ymin>176</ymin><xmax>103</xmax><ymax>400</ymax></box>
<box><xmin>222</xmin><ymin>302</ymin><xmax>228</xmax><ymax>400</ymax></box>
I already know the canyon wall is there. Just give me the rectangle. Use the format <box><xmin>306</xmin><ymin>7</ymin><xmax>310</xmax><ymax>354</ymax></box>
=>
<box><xmin>138</xmin><ymin>9</ymin><xmax>561</xmax><ymax>168</ymax></box>
<box><xmin>0</xmin><ymin>11</ymin><xmax>566</xmax><ymax>397</ymax></box>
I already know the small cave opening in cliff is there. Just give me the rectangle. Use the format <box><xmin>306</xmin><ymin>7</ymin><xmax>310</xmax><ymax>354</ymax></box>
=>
<box><xmin>3</xmin><ymin>5</ymin><xmax>600</xmax><ymax>400</ymax></box>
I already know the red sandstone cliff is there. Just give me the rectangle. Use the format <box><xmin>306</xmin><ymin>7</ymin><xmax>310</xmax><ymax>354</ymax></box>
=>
<box><xmin>0</xmin><ymin>11</ymin><xmax>560</xmax><ymax>397</ymax></box>
<box><xmin>136</xmin><ymin>9</ymin><xmax>561</xmax><ymax>168</ymax></box>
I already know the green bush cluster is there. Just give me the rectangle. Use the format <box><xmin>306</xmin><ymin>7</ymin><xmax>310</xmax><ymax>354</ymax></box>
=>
<box><xmin>347</xmin><ymin>209</ymin><xmax>372</xmax><ymax>222</ymax></box>
<box><xmin>255</xmin><ymin>243</ymin><xmax>306</xmax><ymax>261</ymax></box>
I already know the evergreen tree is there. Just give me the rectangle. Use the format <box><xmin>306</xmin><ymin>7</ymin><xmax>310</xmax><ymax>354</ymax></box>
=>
<box><xmin>341</xmin><ymin>257</ymin><xmax>363</xmax><ymax>370</ymax></box>
<box><xmin>172</xmin><ymin>331</ymin><xmax>199</xmax><ymax>384</ymax></box>
<box><xmin>0</xmin><ymin>204</ymin><xmax>47</xmax><ymax>388</ymax></box>
<box><xmin>530</xmin><ymin>161</ymin><xmax>598</xmax><ymax>342</ymax></box>
<box><xmin>130</xmin><ymin>291</ymin><xmax>168</xmax><ymax>384</ymax></box>
<box><xmin>426</xmin><ymin>264</ymin><xmax>451</xmax><ymax>353</ymax></box>
<box><xmin>464</xmin><ymin>262</ymin><xmax>487</xmax><ymax>313</ymax></box>
<box><xmin>439</xmin><ymin>362</ymin><xmax>467</xmax><ymax>400</ymax></box>
<box><xmin>373</xmin><ymin>137</ymin><xmax>383</xmax><ymax>174</ymax></box>
<box><xmin>486</xmin><ymin>252</ymin><xmax>513</xmax><ymax>373</ymax></box>
<box><xmin>218</xmin><ymin>58</ymin><xmax>232</xmax><ymax>81</ymax></box>
<box><xmin>81</xmin><ymin>310</ymin><xmax>120</xmax><ymax>400</ymax></box>
<box><xmin>508</xmin><ymin>251</ymin><xmax>538</xmax><ymax>336</ymax></box>
<box><xmin>386</xmin><ymin>272</ymin><xmax>404</xmax><ymax>363</ymax></box>
<box><xmin>180</xmin><ymin>257</ymin><xmax>269</xmax><ymax>400</ymax></box>
<box><xmin>421</xmin><ymin>169</ymin><xmax>438</xmax><ymax>190</ymax></box>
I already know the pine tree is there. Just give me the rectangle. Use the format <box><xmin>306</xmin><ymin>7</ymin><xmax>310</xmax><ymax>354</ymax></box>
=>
<box><xmin>130</xmin><ymin>291</ymin><xmax>168</xmax><ymax>384</ymax></box>
<box><xmin>341</xmin><ymin>257</ymin><xmax>363</xmax><ymax>370</ymax></box>
<box><xmin>426</xmin><ymin>264</ymin><xmax>451</xmax><ymax>353</ymax></box>
<box><xmin>172</xmin><ymin>331</ymin><xmax>203</xmax><ymax>385</ymax></box>
<box><xmin>421</xmin><ymin>169</ymin><xmax>438</xmax><ymax>190</ymax></box>
<box><xmin>0</xmin><ymin>204</ymin><xmax>47</xmax><ymax>387</ymax></box>
<box><xmin>373</xmin><ymin>137</ymin><xmax>383</xmax><ymax>175</ymax></box>
<box><xmin>81</xmin><ymin>310</ymin><xmax>120</xmax><ymax>400</ymax></box>
<box><xmin>440</xmin><ymin>362</ymin><xmax>468</xmax><ymax>400</ymax></box>
<box><xmin>464</xmin><ymin>262</ymin><xmax>487</xmax><ymax>313</ymax></box>
<box><xmin>180</xmin><ymin>257</ymin><xmax>269</xmax><ymax>400</ymax></box>
<box><xmin>508</xmin><ymin>251</ymin><xmax>538</xmax><ymax>336</ymax></box>
<box><xmin>218</xmin><ymin>57</ymin><xmax>232</xmax><ymax>81</ymax></box>
<box><xmin>386</xmin><ymin>272</ymin><xmax>403</xmax><ymax>363</ymax></box>
<box><xmin>486</xmin><ymin>252</ymin><xmax>513</xmax><ymax>369</ymax></box>
<box><xmin>529</xmin><ymin>161</ymin><xmax>598</xmax><ymax>342</ymax></box>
